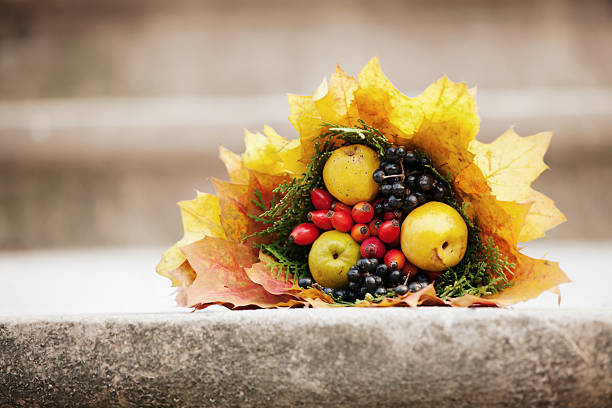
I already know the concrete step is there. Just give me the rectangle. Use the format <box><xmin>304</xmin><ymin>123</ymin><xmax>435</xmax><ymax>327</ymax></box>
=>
<box><xmin>1</xmin><ymin>309</ymin><xmax>611</xmax><ymax>407</ymax></box>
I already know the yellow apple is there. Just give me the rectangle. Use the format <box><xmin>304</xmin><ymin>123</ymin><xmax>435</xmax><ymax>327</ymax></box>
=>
<box><xmin>308</xmin><ymin>230</ymin><xmax>360</xmax><ymax>289</ymax></box>
<box><xmin>323</xmin><ymin>145</ymin><xmax>380</xmax><ymax>205</ymax></box>
<box><xmin>400</xmin><ymin>202</ymin><xmax>468</xmax><ymax>272</ymax></box>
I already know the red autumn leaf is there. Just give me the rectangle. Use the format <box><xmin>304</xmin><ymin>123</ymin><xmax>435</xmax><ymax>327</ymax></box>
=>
<box><xmin>181</xmin><ymin>237</ymin><xmax>294</xmax><ymax>309</ymax></box>
<box><xmin>244</xmin><ymin>252</ymin><xmax>301</xmax><ymax>296</ymax></box>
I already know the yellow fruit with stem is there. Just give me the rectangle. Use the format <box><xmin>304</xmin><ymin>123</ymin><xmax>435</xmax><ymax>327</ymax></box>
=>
<box><xmin>400</xmin><ymin>202</ymin><xmax>468</xmax><ymax>272</ymax></box>
<box><xmin>323</xmin><ymin>145</ymin><xmax>380</xmax><ymax>205</ymax></box>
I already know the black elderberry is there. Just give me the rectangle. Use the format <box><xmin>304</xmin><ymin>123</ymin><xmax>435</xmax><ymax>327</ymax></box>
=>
<box><xmin>356</xmin><ymin>258</ymin><xmax>370</xmax><ymax>272</ymax></box>
<box><xmin>373</xmin><ymin>169</ymin><xmax>386</xmax><ymax>183</ymax></box>
<box><xmin>405</xmin><ymin>174</ymin><xmax>418</xmax><ymax>188</ymax></box>
<box><xmin>380</xmin><ymin>183</ymin><xmax>393</xmax><ymax>197</ymax></box>
<box><xmin>373</xmin><ymin>275</ymin><xmax>383</xmax><ymax>287</ymax></box>
<box><xmin>348</xmin><ymin>281</ymin><xmax>360</xmax><ymax>291</ymax></box>
<box><xmin>418</xmin><ymin>174</ymin><xmax>434</xmax><ymax>192</ymax></box>
<box><xmin>388</xmin><ymin>195</ymin><xmax>403</xmax><ymax>209</ymax></box>
<box><xmin>403</xmin><ymin>151</ymin><xmax>418</xmax><ymax>168</ymax></box>
<box><xmin>356</xmin><ymin>286</ymin><xmax>368</xmax><ymax>299</ymax></box>
<box><xmin>384</xmin><ymin>162</ymin><xmax>401</xmax><ymax>175</ymax></box>
<box><xmin>419</xmin><ymin>156</ymin><xmax>431</xmax><ymax>167</ymax></box>
<box><xmin>415</xmin><ymin>273</ymin><xmax>431</xmax><ymax>284</ymax></box>
<box><xmin>374</xmin><ymin>201</ymin><xmax>385</xmax><ymax>215</ymax></box>
<box><xmin>347</xmin><ymin>267</ymin><xmax>361</xmax><ymax>283</ymax></box>
<box><xmin>323</xmin><ymin>287</ymin><xmax>335</xmax><ymax>297</ymax></box>
<box><xmin>364</xmin><ymin>276</ymin><xmax>377</xmax><ymax>292</ymax></box>
<box><xmin>298</xmin><ymin>277</ymin><xmax>313</xmax><ymax>288</ymax></box>
<box><xmin>408</xmin><ymin>282</ymin><xmax>423</xmax><ymax>293</ymax></box>
<box><xmin>414</xmin><ymin>191</ymin><xmax>427</xmax><ymax>205</ymax></box>
<box><xmin>391</xmin><ymin>182</ymin><xmax>406</xmax><ymax>196</ymax></box>
<box><xmin>403</xmin><ymin>194</ymin><xmax>419</xmax><ymax>212</ymax></box>
<box><xmin>375</xmin><ymin>287</ymin><xmax>388</xmax><ymax>297</ymax></box>
<box><xmin>394</xmin><ymin>285</ymin><xmax>409</xmax><ymax>296</ymax></box>
<box><xmin>375</xmin><ymin>263</ymin><xmax>389</xmax><ymax>278</ymax></box>
<box><xmin>385</xmin><ymin>146</ymin><xmax>398</xmax><ymax>162</ymax></box>
<box><xmin>431</xmin><ymin>182</ymin><xmax>446</xmax><ymax>201</ymax></box>
<box><xmin>334</xmin><ymin>289</ymin><xmax>347</xmax><ymax>300</ymax></box>
<box><xmin>383</xmin><ymin>201</ymin><xmax>392</xmax><ymax>212</ymax></box>
<box><xmin>389</xmin><ymin>270</ymin><xmax>403</xmax><ymax>285</ymax></box>
<box><xmin>366</xmin><ymin>258</ymin><xmax>379</xmax><ymax>273</ymax></box>
<box><xmin>396</xmin><ymin>147</ymin><xmax>406</xmax><ymax>159</ymax></box>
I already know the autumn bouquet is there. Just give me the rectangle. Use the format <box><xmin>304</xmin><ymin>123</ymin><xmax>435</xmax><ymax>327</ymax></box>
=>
<box><xmin>157</xmin><ymin>58</ymin><xmax>569</xmax><ymax>309</ymax></box>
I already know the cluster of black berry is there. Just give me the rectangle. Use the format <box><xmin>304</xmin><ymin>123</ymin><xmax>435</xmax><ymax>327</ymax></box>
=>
<box><xmin>297</xmin><ymin>260</ymin><xmax>432</xmax><ymax>302</ymax></box>
<box><xmin>372</xmin><ymin>147</ymin><xmax>447</xmax><ymax>217</ymax></box>
<box><xmin>344</xmin><ymin>258</ymin><xmax>432</xmax><ymax>300</ymax></box>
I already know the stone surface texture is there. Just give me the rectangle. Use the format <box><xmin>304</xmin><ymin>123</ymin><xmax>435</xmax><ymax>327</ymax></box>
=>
<box><xmin>1</xmin><ymin>308</ymin><xmax>611</xmax><ymax>407</ymax></box>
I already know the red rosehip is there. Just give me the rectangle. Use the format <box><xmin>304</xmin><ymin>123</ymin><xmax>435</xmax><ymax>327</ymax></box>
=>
<box><xmin>351</xmin><ymin>202</ymin><xmax>374</xmax><ymax>224</ymax></box>
<box><xmin>329</xmin><ymin>210</ymin><xmax>353</xmax><ymax>232</ymax></box>
<box><xmin>289</xmin><ymin>223</ymin><xmax>320</xmax><ymax>245</ymax></box>
<box><xmin>307</xmin><ymin>210</ymin><xmax>333</xmax><ymax>230</ymax></box>
<box><xmin>383</xmin><ymin>211</ymin><xmax>395</xmax><ymax>221</ymax></box>
<box><xmin>310</xmin><ymin>188</ymin><xmax>334</xmax><ymax>210</ymax></box>
<box><xmin>383</xmin><ymin>210</ymin><xmax>402</xmax><ymax>221</ymax></box>
<box><xmin>384</xmin><ymin>249</ymin><xmax>406</xmax><ymax>270</ymax></box>
<box><xmin>368</xmin><ymin>218</ymin><xmax>383</xmax><ymax>237</ymax></box>
<box><xmin>378</xmin><ymin>219</ymin><xmax>401</xmax><ymax>244</ymax></box>
<box><xmin>402</xmin><ymin>262</ymin><xmax>418</xmax><ymax>278</ymax></box>
<box><xmin>331</xmin><ymin>201</ymin><xmax>352</xmax><ymax>214</ymax></box>
<box><xmin>360</xmin><ymin>237</ymin><xmax>386</xmax><ymax>259</ymax></box>
<box><xmin>350</xmin><ymin>224</ymin><xmax>370</xmax><ymax>243</ymax></box>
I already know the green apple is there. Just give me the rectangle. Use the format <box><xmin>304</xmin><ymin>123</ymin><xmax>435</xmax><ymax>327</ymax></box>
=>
<box><xmin>323</xmin><ymin>144</ymin><xmax>380</xmax><ymax>205</ymax></box>
<box><xmin>400</xmin><ymin>202</ymin><xmax>468</xmax><ymax>272</ymax></box>
<box><xmin>308</xmin><ymin>230</ymin><xmax>360</xmax><ymax>289</ymax></box>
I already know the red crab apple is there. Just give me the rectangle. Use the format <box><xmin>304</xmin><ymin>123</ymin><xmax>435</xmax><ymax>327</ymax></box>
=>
<box><xmin>308</xmin><ymin>230</ymin><xmax>361</xmax><ymax>289</ymax></box>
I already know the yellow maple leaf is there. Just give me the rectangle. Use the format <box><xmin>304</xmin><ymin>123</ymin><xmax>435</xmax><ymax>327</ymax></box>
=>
<box><xmin>156</xmin><ymin>192</ymin><xmax>225</xmax><ymax>286</ymax></box>
<box><xmin>242</xmin><ymin>125</ymin><xmax>306</xmax><ymax>177</ymax></box>
<box><xmin>470</xmin><ymin>129</ymin><xmax>566</xmax><ymax>242</ymax></box>
<box><xmin>288</xmin><ymin>78</ymin><xmax>328</xmax><ymax>157</ymax></box>
<box><xmin>314</xmin><ymin>66</ymin><xmax>360</xmax><ymax>127</ymax></box>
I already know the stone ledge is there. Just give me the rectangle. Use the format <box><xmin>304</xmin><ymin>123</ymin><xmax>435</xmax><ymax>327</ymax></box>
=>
<box><xmin>1</xmin><ymin>308</ymin><xmax>611</xmax><ymax>407</ymax></box>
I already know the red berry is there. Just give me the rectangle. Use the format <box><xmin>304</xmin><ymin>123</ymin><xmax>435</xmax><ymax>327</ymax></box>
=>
<box><xmin>350</xmin><ymin>224</ymin><xmax>370</xmax><ymax>243</ymax></box>
<box><xmin>331</xmin><ymin>202</ymin><xmax>352</xmax><ymax>214</ymax></box>
<box><xmin>402</xmin><ymin>262</ymin><xmax>418</xmax><ymax>278</ymax></box>
<box><xmin>368</xmin><ymin>219</ymin><xmax>383</xmax><ymax>237</ymax></box>
<box><xmin>351</xmin><ymin>202</ymin><xmax>374</xmax><ymax>224</ymax></box>
<box><xmin>360</xmin><ymin>237</ymin><xmax>386</xmax><ymax>259</ymax></box>
<box><xmin>289</xmin><ymin>223</ymin><xmax>320</xmax><ymax>245</ymax></box>
<box><xmin>310</xmin><ymin>189</ymin><xmax>334</xmax><ymax>210</ymax></box>
<box><xmin>378</xmin><ymin>219</ymin><xmax>401</xmax><ymax>244</ymax></box>
<box><xmin>384</xmin><ymin>249</ymin><xmax>406</xmax><ymax>270</ymax></box>
<box><xmin>330</xmin><ymin>210</ymin><xmax>353</xmax><ymax>232</ymax></box>
<box><xmin>383</xmin><ymin>211</ymin><xmax>395</xmax><ymax>221</ymax></box>
<box><xmin>307</xmin><ymin>210</ymin><xmax>333</xmax><ymax>230</ymax></box>
<box><xmin>383</xmin><ymin>210</ymin><xmax>402</xmax><ymax>221</ymax></box>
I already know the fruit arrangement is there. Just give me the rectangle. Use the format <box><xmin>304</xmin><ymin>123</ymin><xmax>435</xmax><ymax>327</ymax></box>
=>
<box><xmin>287</xmin><ymin>144</ymin><xmax>469</xmax><ymax>303</ymax></box>
<box><xmin>157</xmin><ymin>58</ymin><xmax>569</xmax><ymax>309</ymax></box>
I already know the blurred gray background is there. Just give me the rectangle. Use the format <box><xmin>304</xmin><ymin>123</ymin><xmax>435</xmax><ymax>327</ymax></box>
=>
<box><xmin>1</xmin><ymin>0</ymin><xmax>611</xmax><ymax>250</ymax></box>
